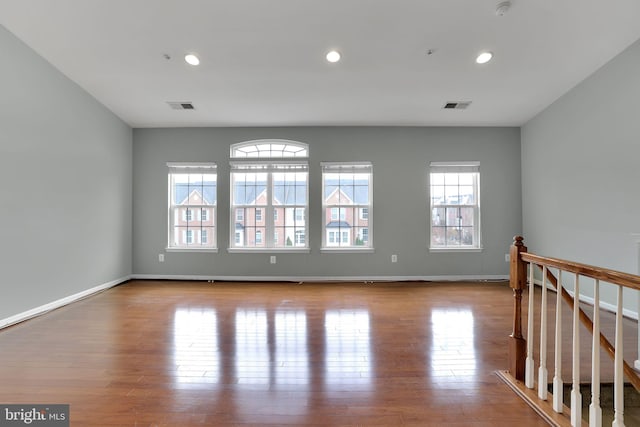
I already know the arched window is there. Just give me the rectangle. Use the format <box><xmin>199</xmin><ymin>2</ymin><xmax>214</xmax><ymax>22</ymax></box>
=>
<box><xmin>229</xmin><ymin>140</ymin><xmax>309</xmax><ymax>252</ymax></box>
<box><xmin>230</xmin><ymin>140</ymin><xmax>308</xmax><ymax>158</ymax></box>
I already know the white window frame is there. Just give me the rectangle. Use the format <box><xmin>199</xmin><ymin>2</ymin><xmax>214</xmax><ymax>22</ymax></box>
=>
<box><xmin>229</xmin><ymin>141</ymin><xmax>309</xmax><ymax>253</ymax></box>
<box><xmin>321</xmin><ymin>162</ymin><xmax>373</xmax><ymax>253</ymax></box>
<box><xmin>167</xmin><ymin>162</ymin><xmax>218</xmax><ymax>252</ymax></box>
<box><xmin>429</xmin><ymin>161</ymin><xmax>482</xmax><ymax>252</ymax></box>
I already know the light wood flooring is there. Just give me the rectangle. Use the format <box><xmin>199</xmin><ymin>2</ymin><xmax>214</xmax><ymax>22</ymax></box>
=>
<box><xmin>0</xmin><ymin>280</ymin><xmax>622</xmax><ymax>426</ymax></box>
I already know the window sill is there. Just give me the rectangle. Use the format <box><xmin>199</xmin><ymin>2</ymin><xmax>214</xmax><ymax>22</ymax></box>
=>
<box><xmin>429</xmin><ymin>247</ymin><xmax>483</xmax><ymax>253</ymax></box>
<box><xmin>321</xmin><ymin>248</ymin><xmax>375</xmax><ymax>254</ymax></box>
<box><xmin>166</xmin><ymin>248</ymin><xmax>219</xmax><ymax>253</ymax></box>
<box><xmin>227</xmin><ymin>248</ymin><xmax>311</xmax><ymax>254</ymax></box>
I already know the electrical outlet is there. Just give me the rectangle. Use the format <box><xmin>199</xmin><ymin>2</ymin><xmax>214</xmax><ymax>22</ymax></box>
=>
<box><xmin>158</xmin><ymin>254</ymin><xmax>165</xmax><ymax>263</ymax></box>
<box><xmin>391</xmin><ymin>254</ymin><xmax>398</xmax><ymax>263</ymax></box>
<box><xmin>505</xmin><ymin>253</ymin><xmax>510</xmax><ymax>263</ymax></box>
<box><xmin>270</xmin><ymin>255</ymin><xmax>277</xmax><ymax>264</ymax></box>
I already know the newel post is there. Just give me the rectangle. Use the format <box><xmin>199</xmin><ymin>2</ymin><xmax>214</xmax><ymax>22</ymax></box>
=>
<box><xmin>509</xmin><ymin>235</ymin><xmax>528</xmax><ymax>381</ymax></box>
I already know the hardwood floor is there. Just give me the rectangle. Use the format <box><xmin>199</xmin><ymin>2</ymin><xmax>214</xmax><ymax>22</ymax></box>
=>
<box><xmin>0</xmin><ymin>280</ymin><xmax>559</xmax><ymax>426</ymax></box>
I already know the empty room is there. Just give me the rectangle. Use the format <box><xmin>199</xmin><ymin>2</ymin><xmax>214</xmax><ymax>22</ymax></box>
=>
<box><xmin>1</xmin><ymin>1</ymin><xmax>640</xmax><ymax>426</ymax></box>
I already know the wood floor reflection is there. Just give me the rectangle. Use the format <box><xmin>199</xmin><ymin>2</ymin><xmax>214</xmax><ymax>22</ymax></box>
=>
<box><xmin>0</xmin><ymin>281</ymin><xmax>550</xmax><ymax>426</ymax></box>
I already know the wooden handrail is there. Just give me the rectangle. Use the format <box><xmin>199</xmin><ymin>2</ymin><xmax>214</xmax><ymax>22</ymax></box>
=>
<box><xmin>508</xmin><ymin>236</ymin><xmax>640</xmax><ymax>390</ymax></box>
<box><xmin>541</xmin><ymin>267</ymin><xmax>640</xmax><ymax>392</ymax></box>
<box><xmin>521</xmin><ymin>252</ymin><xmax>640</xmax><ymax>291</ymax></box>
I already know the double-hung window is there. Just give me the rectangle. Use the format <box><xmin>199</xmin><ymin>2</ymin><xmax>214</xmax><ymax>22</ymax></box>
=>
<box><xmin>322</xmin><ymin>162</ymin><xmax>373</xmax><ymax>251</ymax></box>
<box><xmin>168</xmin><ymin>163</ymin><xmax>217</xmax><ymax>250</ymax></box>
<box><xmin>230</xmin><ymin>140</ymin><xmax>309</xmax><ymax>252</ymax></box>
<box><xmin>429</xmin><ymin>161</ymin><xmax>481</xmax><ymax>251</ymax></box>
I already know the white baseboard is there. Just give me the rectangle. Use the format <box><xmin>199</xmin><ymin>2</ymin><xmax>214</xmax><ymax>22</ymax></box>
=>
<box><xmin>0</xmin><ymin>275</ymin><xmax>131</xmax><ymax>330</ymax></box>
<box><xmin>532</xmin><ymin>278</ymin><xmax>639</xmax><ymax>320</ymax></box>
<box><xmin>131</xmin><ymin>273</ymin><xmax>509</xmax><ymax>282</ymax></box>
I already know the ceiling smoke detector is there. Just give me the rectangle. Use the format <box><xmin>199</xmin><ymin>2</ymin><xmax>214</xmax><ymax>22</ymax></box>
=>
<box><xmin>495</xmin><ymin>1</ymin><xmax>511</xmax><ymax>16</ymax></box>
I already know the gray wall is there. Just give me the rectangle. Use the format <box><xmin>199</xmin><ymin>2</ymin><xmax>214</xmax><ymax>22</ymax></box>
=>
<box><xmin>0</xmin><ymin>25</ymin><xmax>132</xmax><ymax>321</ymax></box>
<box><xmin>522</xmin><ymin>38</ymin><xmax>640</xmax><ymax>308</ymax></box>
<box><xmin>133</xmin><ymin>127</ymin><xmax>521</xmax><ymax>279</ymax></box>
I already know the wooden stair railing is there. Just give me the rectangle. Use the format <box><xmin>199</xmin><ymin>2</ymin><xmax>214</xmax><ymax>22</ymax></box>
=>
<box><xmin>503</xmin><ymin>236</ymin><xmax>640</xmax><ymax>427</ymax></box>
<box><xmin>540</xmin><ymin>265</ymin><xmax>640</xmax><ymax>393</ymax></box>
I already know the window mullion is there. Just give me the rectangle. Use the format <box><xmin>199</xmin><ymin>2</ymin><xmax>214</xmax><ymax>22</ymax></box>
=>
<box><xmin>266</xmin><ymin>170</ymin><xmax>274</xmax><ymax>247</ymax></box>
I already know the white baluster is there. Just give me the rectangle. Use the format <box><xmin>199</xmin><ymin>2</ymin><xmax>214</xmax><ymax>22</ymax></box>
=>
<box><xmin>612</xmin><ymin>285</ymin><xmax>625</xmax><ymax>427</ymax></box>
<box><xmin>553</xmin><ymin>270</ymin><xmax>564</xmax><ymax>413</ymax></box>
<box><xmin>571</xmin><ymin>274</ymin><xmax>582</xmax><ymax>427</ymax></box>
<box><xmin>525</xmin><ymin>262</ymin><xmax>535</xmax><ymax>389</ymax></box>
<box><xmin>589</xmin><ymin>279</ymin><xmax>601</xmax><ymax>427</ymax></box>
<box><xmin>538</xmin><ymin>265</ymin><xmax>548</xmax><ymax>400</ymax></box>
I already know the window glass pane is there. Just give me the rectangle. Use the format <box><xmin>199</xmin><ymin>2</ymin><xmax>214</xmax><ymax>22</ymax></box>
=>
<box><xmin>431</xmin><ymin>185</ymin><xmax>444</xmax><ymax>206</ymax></box>
<box><xmin>202</xmin><ymin>227</ymin><xmax>215</xmax><ymax>247</ymax></box>
<box><xmin>432</xmin><ymin>207</ymin><xmax>446</xmax><ymax>226</ymax></box>
<box><xmin>169</xmin><ymin>166</ymin><xmax>217</xmax><ymax>249</ymax></box>
<box><xmin>444</xmin><ymin>174</ymin><xmax>458</xmax><ymax>185</ymax></box>
<box><xmin>446</xmin><ymin>228</ymin><xmax>462</xmax><ymax>245</ymax></box>
<box><xmin>273</xmin><ymin>172</ymin><xmax>306</xmax><ymax>205</ymax></box>
<box><xmin>459</xmin><ymin>173</ymin><xmax>474</xmax><ymax>185</ymax></box>
<box><xmin>445</xmin><ymin>207</ymin><xmax>460</xmax><ymax>227</ymax></box>
<box><xmin>241</xmin><ymin>207</ymin><xmax>256</xmax><ymax>227</ymax></box>
<box><xmin>431</xmin><ymin>226</ymin><xmax>446</xmax><ymax>246</ymax></box>
<box><xmin>460</xmin><ymin>227</ymin><xmax>474</xmax><ymax>245</ymax></box>
<box><xmin>172</xmin><ymin>174</ymin><xmax>189</xmax><ymax>205</ymax></box>
<box><xmin>339</xmin><ymin>174</ymin><xmax>354</xmax><ymax>186</ymax></box>
<box><xmin>322</xmin><ymin>165</ymin><xmax>372</xmax><ymax>249</ymax></box>
<box><xmin>429</xmin><ymin>165</ymin><xmax>479</xmax><ymax>249</ymax></box>
<box><xmin>459</xmin><ymin>207</ymin><xmax>474</xmax><ymax>227</ymax></box>
<box><xmin>445</xmin><ymin>186</ymin><xmax>460</xmax><ymax>204</ymax></box>
<box><xmin>431</xmin><ymin>173</ymin><xmax>445</xmax><ymax>186</ymax></box>
<box><xmin>459</xmin><ymin>186</ymin><xmax>474</xmax><ymax>204</ymax></box>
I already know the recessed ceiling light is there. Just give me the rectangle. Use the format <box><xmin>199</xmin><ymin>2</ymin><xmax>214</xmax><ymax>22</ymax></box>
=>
<box><xmin>326</xmin><ymin>50</ymin><xmax>341</xmax><ymax>63</ymax></box>
<box><xmin>476</xmin><ymin>51</ymin><xmax>493</xmax><ymax>64</ymax></box>
<box><xmin>184</xmin><ymin>54</ymin><xmax>200</xmax><ymax>66</ymax></box>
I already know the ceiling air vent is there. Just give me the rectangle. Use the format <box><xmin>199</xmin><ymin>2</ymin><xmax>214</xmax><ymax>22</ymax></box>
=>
<box><xmin>443</xmin><ymin>101</ymin><xmax>472</xmax><ymax>110</ymax></box>
<box><xmin>167</xmin><ymin>101</ymin><xmax>195</xmax><ymax>110</ymax></box>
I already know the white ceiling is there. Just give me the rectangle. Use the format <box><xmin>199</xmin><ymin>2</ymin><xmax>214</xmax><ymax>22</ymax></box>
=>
<box><xmin>1</xmin><ymin>0</ymin><xmax>640</xmax><ymax>128</ymax></box>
